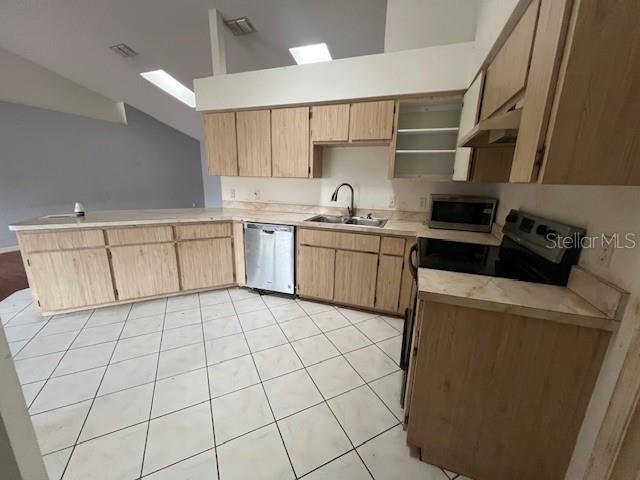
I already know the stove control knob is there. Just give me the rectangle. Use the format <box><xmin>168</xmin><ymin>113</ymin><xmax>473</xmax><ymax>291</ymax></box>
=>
<box><xmin>536</xmin><ymin>225</ymin><xmax>548</xmax><ymax>236</ymax></box>
<box><xmin>506</xmin><ymin>213</ymin><xmax>518</xmax><ymax>223</ymax></box>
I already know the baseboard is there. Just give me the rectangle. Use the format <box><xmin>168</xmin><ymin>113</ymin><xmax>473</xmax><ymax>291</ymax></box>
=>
<box><xmin>0</xmin><ymin>245</ymin><xmax>19</xmax><ymax>254</ymax></box>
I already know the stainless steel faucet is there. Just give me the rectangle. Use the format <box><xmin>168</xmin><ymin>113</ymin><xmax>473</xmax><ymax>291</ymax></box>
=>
<box><xmin>330</xmin><ymin>183</ymin><xmax>354</xmax><ymax>217</ymax></box>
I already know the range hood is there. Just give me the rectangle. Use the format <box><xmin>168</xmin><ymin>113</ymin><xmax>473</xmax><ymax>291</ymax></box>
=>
<box><xmin>458</xmin><ymin>108</ymin><xmax>522</xmax><ymax>148</ymax></box>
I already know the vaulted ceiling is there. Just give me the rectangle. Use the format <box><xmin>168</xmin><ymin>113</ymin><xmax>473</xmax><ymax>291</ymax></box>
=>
<box><xmin>0</xmin><ymin>0</ymin><xmax>387</xmax><ymax>139</ymax></box>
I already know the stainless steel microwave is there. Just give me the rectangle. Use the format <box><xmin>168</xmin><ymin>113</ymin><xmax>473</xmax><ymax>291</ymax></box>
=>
<box><xmin>428</xmin><ymin>195</ymin><xmax>498</xmax><ymax>233</ymax></box>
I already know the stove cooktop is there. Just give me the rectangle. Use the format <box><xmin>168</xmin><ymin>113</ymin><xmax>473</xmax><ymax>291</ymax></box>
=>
<box><xmin>417</xmin><ymin>210</ymin><xmax>586</xmax><ymax>287</ymax></box>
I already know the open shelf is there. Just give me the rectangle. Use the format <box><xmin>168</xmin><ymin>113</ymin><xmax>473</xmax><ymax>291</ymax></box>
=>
<box><xmin>390</xmin><ymin>97</ymin><xmax>462</xmax><ymax>180</ymax></box>
<box><xmin>396</xmin><ymin>149</ymin><xmax>456</xmax><ymax>154</ymax></box>
<box><xmin>397</xmin><ymin>127</ymin><xmax>459</xmax><ymax>135</ymax></box>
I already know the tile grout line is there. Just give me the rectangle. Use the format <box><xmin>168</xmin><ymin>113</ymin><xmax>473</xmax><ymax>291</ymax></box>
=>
<box><xmin>196</xmin><ymin>291</ymin><xmax>221</xmax><ymax>480</ymax></box>
<box><xmin>229</xmin><ymin>292</ymin><xmax>300</xmax><ymax>479</ymax></box>
<box><xmin>262</xmin><ymin>301</ymin><xmax>377</xmax><ymax>480</ymax></box>
<box><xmin>58</xmin><ymin>303</ymin><xmax>132</xmax><ymax>479</ymax></box>
<box><xmin>273</xmin><ymin>300</ymin><xmax>412</xmax><ymax>474</ymax></box>
<box><xmin>138</xmin><ymin>298</ymin><xmax>169</xmax><ymax>478</ymax></box>
<box><xmin>26</xmin><ymin>309</ymin><xmax>99</xmax><ymax>413</ymax></box>
<box><xmin>278</xmin><ymin>316</ymin><xmax>378</xmax><ymax>479</ymax></box>
<box><xmin>323</xmin><ymin>315</ymin><xmax>406</xmax><ymax>423</ymax></box>
<box><xmin>24</xmin><ymin>290</ymin><xmax>416</xmax><ymax>479</ymax></box>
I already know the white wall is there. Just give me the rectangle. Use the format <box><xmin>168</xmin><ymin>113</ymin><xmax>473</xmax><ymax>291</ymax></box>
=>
<box><xmin>489</xmin><ymin>183</ymin><xmax>640</xmax><ymax>479</ymax></box>
<box><xmin>384</xmin><ymin>0</ymin><xmax>478</xmax><ymax>52</ymax></box>
<box><xmin>220</xmin><ymin>147</ymin><xmax>494</xmax><ymax>212</ymax></box>
<box><xmin>0</xmin><ymin>46</ymin><xmax>126</xmax><ymax>124</ymax></box>
<box><xmin>194</xmin><ymin>42</ymin><xmax>474</xmax><ymax>111</ymax></box>
<box><xmin>471</xmin><ymin>0</ymin><xmax>520</xmax><ymax>77</ymax></box>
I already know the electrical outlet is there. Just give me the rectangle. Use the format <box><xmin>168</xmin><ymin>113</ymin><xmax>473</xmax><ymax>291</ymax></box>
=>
<box><xmin>230</xmin><ymin>188</ymin><xmax>236</xmax><ymax>199</ymax></box>
<box><xmin>389</xmin><ymin>196</ymin><xmax>396</xmax><ymax>208</ymax></box>
<box><xmin>253</xmin><ymin>190</ymin><xmax>260</xmax><ymax>200</ymax></box>
<box><xmin>419</xmin><ymin>197</ymin><xmax>428</xmax><ymax>209</ymax></box>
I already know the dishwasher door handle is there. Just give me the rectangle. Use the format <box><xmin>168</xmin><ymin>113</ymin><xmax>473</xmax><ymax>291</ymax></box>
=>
<box><xmin>261</xmin><ymin>230</ymin><xmax>275</xmax><ymax>235</ymax></box>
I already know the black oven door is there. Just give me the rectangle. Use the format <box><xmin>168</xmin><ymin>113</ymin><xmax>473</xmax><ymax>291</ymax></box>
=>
<box><xmin>400</xmin><ymin>243</ymin><xmax>418</xmax><ymax>408</ymax></box>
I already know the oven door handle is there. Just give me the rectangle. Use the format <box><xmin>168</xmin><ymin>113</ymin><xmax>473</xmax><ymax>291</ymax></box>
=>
<box><xmin>408</xmin><ymin>243</ymin><xmax>418</xmax><ymax>280</ymax></box>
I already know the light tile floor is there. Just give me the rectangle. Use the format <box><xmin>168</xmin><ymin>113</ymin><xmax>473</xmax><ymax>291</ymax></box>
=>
<box><xmin>1</xmin><ymin>287</ymin><xmax>470</xmax><ymax>480</ymax></box>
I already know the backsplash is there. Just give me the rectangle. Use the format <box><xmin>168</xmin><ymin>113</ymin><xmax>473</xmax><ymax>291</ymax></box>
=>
<box><xmin>218</xmin><ymin>146</ymin><xmax>494</xmax><ymax>212</ymax></box>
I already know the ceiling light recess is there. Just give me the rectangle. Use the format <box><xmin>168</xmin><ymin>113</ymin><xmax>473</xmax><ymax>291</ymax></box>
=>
<box><xmin>140</xmin><ymin>70</ymin><xmax>195</xmax><ymax>108</ymax></box>
<box><xmin>109</xmin><ymin>43</ymin><xmax>137</xmax><ymax>58</ymax></box>
<box><xmin>224</xmin><ymin>17</ymin><xmax>255</xmax><ymax>35</ymax></box>
<box><xmin>289</xmin><ymin>43</ymin><xmax>332</xmax><ymax>65</ymax></box>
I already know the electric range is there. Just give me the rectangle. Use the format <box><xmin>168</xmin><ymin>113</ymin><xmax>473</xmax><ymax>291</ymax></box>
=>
<box><xmin>399</xmin><ymin>209</ymin><xmax>586</xmax><ymax>406</ymax></box>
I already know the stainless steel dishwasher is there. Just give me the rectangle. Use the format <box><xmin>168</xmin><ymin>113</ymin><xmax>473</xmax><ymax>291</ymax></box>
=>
<box><xmin>244</xmin><ymin>223</ymin><xmax>295</xmax><ymax>294</ymax></box>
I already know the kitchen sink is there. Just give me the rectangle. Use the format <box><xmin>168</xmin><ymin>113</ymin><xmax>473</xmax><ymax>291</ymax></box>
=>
<box><xmin>343</xmin><ymin>217</ymin><xmax>387</xmax><ymax>227</ymax></box>
<box><xmin>305</xmin><ymin>215</ymin><xmax>387</xmax><ymax>228</ymax></box>
<box><xmin>305</xmin><ymin>215</ymin><xmax>346</xmax><ymax>224</ymax></box>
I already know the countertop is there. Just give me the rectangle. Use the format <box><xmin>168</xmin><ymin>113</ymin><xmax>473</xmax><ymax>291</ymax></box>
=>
<box><xmin>9</xmin><ymin>208</ymin><xmax>502</xmax><ymax>246</ymax></box>
<box><xmin>417</xmin><ymin>268</ymin><xmax>618</xmax><ymax>331</ymax></box>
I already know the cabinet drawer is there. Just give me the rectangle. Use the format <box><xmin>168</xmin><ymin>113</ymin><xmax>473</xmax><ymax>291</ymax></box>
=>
<box><xmin>380</xmin><ymin>237</ymin><xmax>405</xmax><ymax>256</ymax></box>
<box><xmin>298</xmin><ymin>229</ymin><xmax>335</xmax><ymax>248</ymax></box>
<box><xmin>334</xmin><ymin>232</ymin><xmax>380</xmax><ymax>253</ymax></box>
<box><xmin>19</xmin><ymin>229</ymin><xmax>105</xmax><ymax>252</ymax></box>
<box><xmin>106</xmin><ymin>226</ymin><xmax>173</xmax><ymax>245</ymax></box>
<box><xmin>175</xmin><ymin>223</ymin><xmax>231</xmax><ymax>240</ymax></box>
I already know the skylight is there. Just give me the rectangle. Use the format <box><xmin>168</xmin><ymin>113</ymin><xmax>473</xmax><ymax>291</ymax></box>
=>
<box><xmin>140</xmin><ymin>70</ymin><xmax>195</xmax><ymax>108</ymax></box>
<box><xmin>289</xmin><ymin>43</ymin><xmax>332</xmax><ymax>65</ymax></box>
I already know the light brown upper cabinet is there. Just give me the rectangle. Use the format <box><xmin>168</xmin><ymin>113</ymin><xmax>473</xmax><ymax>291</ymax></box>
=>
<box><xmin>311</xmin><ymin>104</ymin><xmax>350</xmax><ymax>142</ymax></box>
<box><xmin>236</xmin><ymin>110</ymin><xmax>272</xmax><ymax>177</ymax></box>
<box><xmin>480</xmin><ymin>0</ymin><xmax>539</xmax><ymax>120</ymax></box>
<box><xmin>349</xmin><ymin>100</ymin><xmax>395</xmax><ymax>141</ymax></box>
<box><xmin>514</xmin><ymin>0</ymin><xmax>640</xmax><ymax>185</ymax></box>
<box><xmin>271</xmin><ymin>107</ymin><xmax>310</xmax><ymax>178</ymax></box>
<box><xmin>466</xmin><ymin>0</ymin><xmax>640</xmax><ymax>186</ymax></box>
<box><xmin>203</xmin><ymin>112</ymin><xmax>238</xmax><ymax>176</ymax></box>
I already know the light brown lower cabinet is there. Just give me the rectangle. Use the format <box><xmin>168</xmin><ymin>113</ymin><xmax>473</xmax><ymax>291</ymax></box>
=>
<box><xmin>334</xmin><ymin>250</ymin><xmax>378</xmax><ymax>308</ymax></box>
<box><xmin>297</xmin><ymin>245</ymin><xmax>335</xmax><ymax>301</ymax></box>
<box><xmin>28</xmin><ymin>249</ymin><xmax>115</xmax><ymax>311</ymax></box>
<box><xmin>178</xmin><ymin>238</ymin><xmax>234</xmax><ymax>290</ymax></box>
<box><xmin>406</xmin><ymin>299</ymin><xmax>611</xmax><ymax>480</ymax></box>
<box><xmin>110</xmin><ymin>243</ymin><xmax>180</xmax><ymax>300</ymax></box>
<box><xmin>375</xmin><ymin>255</ymin><xmax>404</xmax><ymax>312</ymax></box>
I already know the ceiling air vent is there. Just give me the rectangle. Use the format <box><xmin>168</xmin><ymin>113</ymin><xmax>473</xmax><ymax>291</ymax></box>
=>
<box><xmin>109</xmin><ymin>43</ymin><xmax>138</xmax><ymax>58</ymax></box>
<box><xmin>224</xmin><ymin>17</ymin><xmax>255</xmax><ymax>35</ymax></box>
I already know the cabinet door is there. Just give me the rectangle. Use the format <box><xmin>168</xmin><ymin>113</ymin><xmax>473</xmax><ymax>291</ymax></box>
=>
<box><xmin>203</xmin><ymin>112</ymin><xmax>238</xmax><ymax>176</ymax></box>
<box><xmin>297</xmin><ymin>245</ymin><xmax>334</xmax><ymax>300</ymax></box>
<box><xmin>28</xmin><ymin>249</ymin><xmax>115</xmax><ymax>311</ymax></box>
<box><xmin>311</xmin><ymin>104</ymin><xmax>350</xmax><ymax>142</ymax></box>
<box><xmin>480</xmin><ymin>0</ymin><xmax>539</xmax><ymax>120</ymax></box>
<box><xmin>236</xmin><ymin>110</ymin><xmax>271</xmax><ymax>177</ymax></box>
<box><xmin>375</xmin><ymin>255</ymin><xmax>404</xmax><ymax>313</ymax></box>
<box><xmin>111</xmin><ymin>244</ymin><xmax>179</xmax><ymax>300</ymax></box>
<box><xmin>178</xmin><ymin>238</ymin><xmax>234</xmax><ymax>290</ymax></box>
<box><xmin>349</xmin><ymin>100</ymin><xmax>395</xmax><ymax>141</ymax></box>
<box><xmin>334</xmin><ymin>250</ymin><xmax>378</xmax><ymax>308</ymax></box>
<box><xmin>453</xmin><ymin>72</ymin><xmax>484</xmax><ymax>181</ymax></box>
<box><xmin>271</xmin><ymin>107</ymin><xmax>310</xmax><ymax>178</ymax></box>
